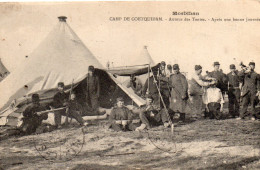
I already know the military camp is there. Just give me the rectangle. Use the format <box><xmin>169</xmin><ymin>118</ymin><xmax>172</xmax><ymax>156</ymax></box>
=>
<box><xmin>0</xmin><ymin>2</ymin><xmax>259</xmax><ymax>170</ymax></box>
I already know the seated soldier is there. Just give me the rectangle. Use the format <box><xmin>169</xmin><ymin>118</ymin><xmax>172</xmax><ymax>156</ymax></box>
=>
<box><xmin>66</xmin><ymin>92</ymin><xmax>88</xmax><ymax>126</ymax></box>
<box><xmin>135</xmin><ymin>94</ymin><xmax>171</xmax><ymax>131</ymax></box>
<box><xmin>204</xmin><ymin>80</ymin><xmax>225</xmax><ymax>119</ymax></box>
<box><xmin>109</xmin><ymin>97</ymin><xmax>139</xmax><ymax>131</ymax></box>
<box><xmin>20</xmin><ymin>93</ymin><xmax>48</xmax><ymax>135</ymax></box>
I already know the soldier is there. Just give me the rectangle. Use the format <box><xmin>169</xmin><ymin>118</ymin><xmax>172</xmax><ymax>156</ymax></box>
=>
<box><xmin>166</xmin><ymin>64</ymin><xmax>173</xmax><ymax>77</ymax></box>
<box><xmin>66</xmin><ymin>92</ymin><xmax>88</xmax><ymax>126</ymax></box>
<box><xmin>109</xmin><ymin>97</ymin><xmax>138</xmax><ymax>131</ymax></box>
<box><xmin>159</xmin><ymin>61</ymin><xmax>166</xmax><ymax>76</ymax></box>
<box><xmin>227</xmin><ymin>64</ymin><xmax>241</xmax><ymax>118</ymax></box>
<box><xmin>20</xmin><ymin>94</ymin><xmax>48</xmax><ymax>135</ymax></box>
<box><xmin>126</xmin><ymin>74</ymin><xmax>142</xmax><ymax>96</ymax></box>
<box><xmin>168</xmin><ymin>64</ymin><xmax>188</xmax><ymax>122</ymax></box>
<box><xmin>189</xmin><ymin>65</ymin><xmax>214</xmax><ymax>119</ymax></box>
<box><xmin>136</xmin><ymin>94</ymin><xmax>171</xmax><ymax>131</ymax></box>
<box><xmin>51</xmin><ymin>82</ymin><xmax>68</xmax><ymax>128</ymax></box>
<box><xmin>83</xmin><ymin>65</ymin><xmax>100</xmax><ymax>113</ymax></box>
<box><xmin>158</xmin><ymin>61</ymin><xmax>171</xmax><ymax>108</ymax></box>
<box><xmin>237</xmin><ymin>62</ymin><xmax>260</xmax><ymax>120</ymax></box>
<box><xmin>208</xmin><ymin>62</ymin><xmax>227</xmax><ymax>94</ymax></box>
<box><xmin>142</xmin><ymin>69</ymin><xmax>160</xmax><ymax>107</ymax></box>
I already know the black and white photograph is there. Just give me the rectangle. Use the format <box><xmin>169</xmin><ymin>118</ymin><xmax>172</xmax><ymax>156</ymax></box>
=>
<box><xmin>0</xmin><ymin>1</ymin><xmax>259</xmax><ymax>169</ymax></box>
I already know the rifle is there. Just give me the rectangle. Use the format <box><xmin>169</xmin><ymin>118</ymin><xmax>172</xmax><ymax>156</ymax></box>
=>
<box><xmin>36</xmin><ymin>107</ymin><xmax>67</xmax><ymax>116</ymax></box>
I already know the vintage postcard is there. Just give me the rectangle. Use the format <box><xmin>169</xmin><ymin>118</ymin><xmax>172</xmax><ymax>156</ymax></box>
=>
<box><xmin>0</xmin><ymin>1</ymin><xmax>259</xmax><ymax>169</ymax></box>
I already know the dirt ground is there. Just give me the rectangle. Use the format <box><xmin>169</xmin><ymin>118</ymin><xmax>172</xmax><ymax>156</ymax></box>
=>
<box><xmin>0</xmin><ymin>118</ymin><xmax>260</xmax><ymax>170</ymax></box>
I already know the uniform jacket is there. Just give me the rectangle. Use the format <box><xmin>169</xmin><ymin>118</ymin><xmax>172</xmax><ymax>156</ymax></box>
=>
<box><xmin>208</xmin><ymin>70</ymin><xmax>227</xmax><ymax>92</ymax></box>
<box><xmin>23</xmin><ymin>103</ymin><xmax>48</xmax><ymax>122</ymax></box>
<box><xmin>142</xmin><ymin>76</ymin><xmax>159</xmax><ymax>95</ymax></box>
<box><xmin>238</xmin><ymin>70</ymin><xmax>260</xmax><ymax>96</ymax></box>
<box><xmin>52</xmin><ymin>91</ymin><xmax>68</xmax><ymax>108</ymax></box>
<box><xmin>82</xmin><ymin>74</ymin><xmax>100</xmax><ymax>97</ymax></box>
<box><xmin>109</xmin><ymin>106</ymin><xmax>134</xmax><ymax>122</ymax></box>
<box><xmin>169</xmin><ymin>72</ymin><xmax>188</xmax><ymax>113</ymax></box>
<box><xmin>227</xmin><ymin>71</ymin><xmax>241</xmax><ymax>88</ymax></box>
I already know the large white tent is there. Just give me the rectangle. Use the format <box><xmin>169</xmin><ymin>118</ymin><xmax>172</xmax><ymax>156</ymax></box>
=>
<box><xmin>0</xmin><ymin>16</ymin><xmax>145</xmax><ymax>126</ymax></box>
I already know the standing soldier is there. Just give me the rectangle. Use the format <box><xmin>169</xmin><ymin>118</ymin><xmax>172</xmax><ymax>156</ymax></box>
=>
<box><xmin>51</xmin><ymin>82</ymin><xmax>68</xmax><ymax>128</ymax></box>
<box><xmin>227</xmin><ymin>64</ymin><xmax>241</xmax><ymax>118</ymax></box>
<box><xmin>83</xmin><ymin>65</ymin><xmax>100</xmax><ymax>113</ymax></box>
<box><xmin>208</xmin><ymin>62</ymin><xmax>227</xmax><ymax>94</ymax></box>
<box><xmin>237</xmin><ymin>62</ymin><xmax>260</xmax><ymax>120</ymax></box>
<box><xmin>142</xmin><ymin>69</ymin><xmax>160</xmax><ymax>107</ymax></box>
<box><xmin>158</xmin><ymin>61</ymin><xmax>171</xmax><ymax>108</ymax></box>
<box><xmin>126</xmin><ymin>74</ymin><xmax>142</xmax><ymax>96</ymax></box>
<box><xmin>168</xmin><ymin>64</ymin><xmax>188</xmax><ymax>122</ymax></box>
<box><xmin>189</xmin><ymin>65</ymin><xmax>214</xmax><ymax>119</ymax></box>
<box><xmin>166</xmin><ymin>64</ymin><xmax>173</xmax><ymax>77</ymax></box>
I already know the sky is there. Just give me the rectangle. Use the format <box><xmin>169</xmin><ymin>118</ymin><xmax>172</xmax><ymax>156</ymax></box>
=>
<box><xmin>0</xmin><ymin>1</ymin><xmax>260</xmax><ymax>76</ymax></box>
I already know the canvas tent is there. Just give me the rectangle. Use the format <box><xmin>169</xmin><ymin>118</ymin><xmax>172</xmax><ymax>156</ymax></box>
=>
<box><xmin>0</xmin><ymin>58</ymin><xmax>9</xmax><ymax>82</ymax></box>
<box><xmin>0</xmin><ymin>16</ymin><xmax>145</xmax><ymax>126</ymax></box>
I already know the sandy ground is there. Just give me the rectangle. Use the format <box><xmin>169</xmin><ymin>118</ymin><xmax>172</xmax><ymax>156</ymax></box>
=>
<box><xmin>0</xmin><ymin>118</ymin><xmax>260</xmax><ymax>170</ymax></box>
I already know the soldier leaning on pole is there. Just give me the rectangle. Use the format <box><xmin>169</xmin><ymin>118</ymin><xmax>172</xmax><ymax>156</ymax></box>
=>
<box><xmin>142</xmin><ymin>69</ymin><xmax>160</xmax><ymax>108</ymax></box>
<box><xmin>226</xmin><ymin>64</ymin><xmax>242</xmax><ymax>118</ymax></box>
<box><xmin>135</xmin><ymin>94</ymin><xmax>171</xmax><ymax>131</ymax></box>
<box><xmin>237</xmin><ymin>62</ymin><xmax>260</xmax><ymax>120</ymax></box>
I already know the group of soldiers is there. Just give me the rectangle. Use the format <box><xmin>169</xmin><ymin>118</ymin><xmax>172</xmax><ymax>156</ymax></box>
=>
<box><xmin>119</xmin><ymin>61</ymin><xmax>260</xmax><ymax>131</ymax></box>
<box><xmin>12</xmin><ymin>61</ymin><xmax>260</xmax><ymax>134</ymax></box>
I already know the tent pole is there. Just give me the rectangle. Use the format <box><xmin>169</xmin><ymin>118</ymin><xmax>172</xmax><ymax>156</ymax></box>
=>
<box><xmin>149</xmin><ymin>67</ymin><xmax>173</xmax><ymax>128</ymax></box>
<box><xmin>148</xmin><ymin>64</ymin><xmax>150</xmax><ymax>94</ymax></box>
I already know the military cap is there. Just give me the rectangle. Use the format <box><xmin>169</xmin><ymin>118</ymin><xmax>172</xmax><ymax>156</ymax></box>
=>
<box><xmin>58</xmin><ymin>82</ymin><xmax>64</xmax><ymax>87</ymax></box>
<box><xmin>167</xmin><ymin>64</ymin><xmax>172</xmax><ymax>70</ymax></box>
<box><xmin>230</xmin><ymin>64</ymin><xmax>236</xmax><ymax>69</ymax></box>
<box><xmin>145</xmin><ymin>94</ymin><xmax>154</xmax><ymax>100</ymax></box>
<box><xmin>88</xmin><ymin>65</ymin><xmax>95</xmax><ymax>71</ymax></box>
<box><xmin>32</xmin><ymin>93</ymin><xmax>40</xmax><ymax>102</ymax></box>
<box><xmin>249</xmin><ymin>62</ymin><xmax>255</xmax><ymax>66</ymax></box>
<box><xmin>214</xmin><ymin>61</ymin><xmax>220</xmax><ymax>66</ymax></box>
<box><xmin>160</xmin><ymin>61</ymin><xmax>166</xmax><ymax>66</ymax></box>
<box><xmin>172</xmin><ymin>64</ymin><xmax>179</xmax><ymax>70</ymax></box>
<box><xmin>195</xmin><ymin>65</ymin><xmax>202</xmax><ymax>71</ymax></box>
<box><xmin>116</xmin><ymin>97</ymin><xmax>124</xmax><ymax>102</ymax></box>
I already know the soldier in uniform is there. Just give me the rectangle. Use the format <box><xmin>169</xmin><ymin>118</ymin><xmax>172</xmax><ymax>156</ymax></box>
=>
<box><xmin>83</xmin><ymin>65</ymin><xmax>100</xmax><ymax>113</ymax></box>
<box><xmin>136</xmin><ymin>94</ymin><xmax>171</xmax><ymax>131</ymax></box>
<box><xmin>142</xmin><ymin>69</ymin><xmax>160</xmax><ymax>107</ymax></box>
<box><xmin>51</xmin><ymin>82</ymin><xmax>68</xmax><ymax>128</ymax></box>
<box><xmin>208</xmin><ymin>62</ymin><xmax>227</xmax><ymax>94</ymax></box>
<box><xmin>238</xmin><ymin>62</ymin><xmax>260</xmax><ymax>120</ymax></box>
<box><xmin>126</xmin><ymin>74</ymin><xmax>142</xmax><ymax>96</ymax></box>
<box><xmin>189</xmin><ymin>65</ymin><xmax>214</xmax><ymax>119</ymax></box>
<box><xmin>66</xmin><ymin>92</ymin><xmax>88</xmax><ymax>126</ymax></box>
<box><xmin>227</xmin><ymin>64</ymin><xmax>241</xmax><ymax>118</ymax></box>
<box><xmin>168</xmin><ymin>64</ymin><xmax>188</xmax><ymax>122</ymax></box>
<box><xmin>166</xmin><ymin>64</ymin><xmax>173</xmax><ymax>77</ymax></box>
<box><xmin>158</xmin><ymin>61</ymin><xmax>171</xmax><ymax>108</ymax></box>
<box><xmin>109</xmin><ymin>97</ymin><xmax>139</xmax><ymax>131</ymax></box>
<box><xmin>20</xmin><ymin>93</ymin><xmax>48</xmax><ymax>135</ymax></box>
